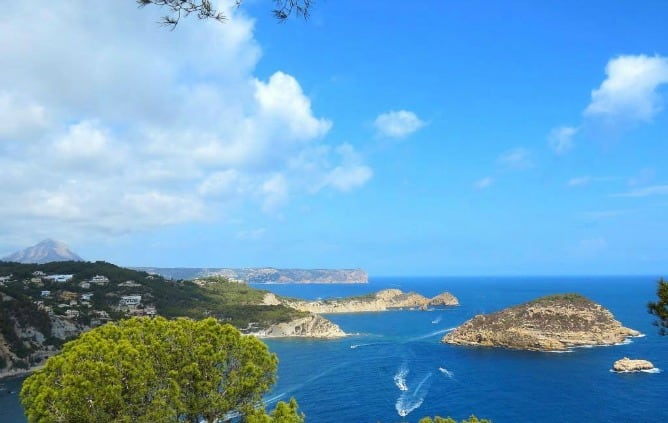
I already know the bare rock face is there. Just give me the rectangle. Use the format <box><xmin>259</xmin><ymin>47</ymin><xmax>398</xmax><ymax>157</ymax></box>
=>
<box><xmin>442</xmin><ymin>293</ymin><xmax>639</xmax><ymax>351</ymax></box>
<box><xmin>286</xmin><ymin>289</ymin><xmax>459</xmax><ymax>314</ymax></box>
<box><xmin>613</xmin><ymin>357</ymin><xmax>656</xmax><ymax>372</ymax></box>
<box><xmin>429</xmin><ymin>292</ymin><xmax>459</xmax><ymax>306</ymax></box>
<box><xmin>260</xmin><ymin>314</ymin><xmax>346</xmax><ymax>338</ymax></box>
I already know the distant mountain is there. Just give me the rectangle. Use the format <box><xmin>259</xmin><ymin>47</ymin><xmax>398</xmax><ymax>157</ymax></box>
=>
<box><xmin>2</xmin><ymin>239</ymin><xmax>84</xmax><ymax>264</ymax></box>
<box><xmin>135</xmin><ymin>267</ymin><xmax>369</xmax><ymax>284</ymax></box>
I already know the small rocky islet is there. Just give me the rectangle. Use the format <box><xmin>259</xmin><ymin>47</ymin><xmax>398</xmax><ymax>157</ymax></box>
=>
<box><xmin>442</xmin><ymin>293</ymin><xmax>640</xmax><ymax>351</ymax></box>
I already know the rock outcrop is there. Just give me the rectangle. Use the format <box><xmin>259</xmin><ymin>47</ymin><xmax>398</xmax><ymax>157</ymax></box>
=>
<box><xmin>285</xmin><ymin>289</ymin><xmax>459</xmax><ymax>314</ymax></box>
<box><xmin>442</xmin><ymin>293</ymin><xmax>639</xmax><ymax>351</ymax></box>
<box><xmin>258</xmin><ymin>314</ymin><xmax>346</xmax><ymax>338</ymax></box>
<box><xmin>612</xmin><ymin>357</ymin><xmax>656</xmax><ymax>372</ymax></box>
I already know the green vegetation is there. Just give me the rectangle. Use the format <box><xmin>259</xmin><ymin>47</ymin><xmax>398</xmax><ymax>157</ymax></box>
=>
<box><xmin>419</xmin><ymin>416</ymin><xmax>491</xmax><ymax>423</ymax></box>
<box><xmin>0</xmin><ymin>261</ymin><xmax>305</xmax><ymax>331</ymax></box>
<box><xmin>21</xmin><ymin>317</ymin><xmax>303</xmax><ymax>423</ymax></box>
<box><xmin>528</xmin><ymin>293</ymin><xmax>591</xmax><ymax>306</ymax></box>
<box><xmin>648</xmin><ymin>278</ymin><xmax>668</xmax><ymax>335</ymax></box>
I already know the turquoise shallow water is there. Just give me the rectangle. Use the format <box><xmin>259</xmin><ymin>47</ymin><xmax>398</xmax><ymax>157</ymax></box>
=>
<box><xmin>3</xmin><ymin>276</ymin><xmax>666</xmax><ymax>422</ymax></box>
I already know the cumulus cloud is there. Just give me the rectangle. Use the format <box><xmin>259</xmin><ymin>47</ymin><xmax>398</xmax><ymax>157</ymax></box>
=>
<box><xmin>374</xmin><ymin>110</ymin><xmax>425</xmax><ymax>138</ymax></box>
<box><xmin>548</xmin><ymin>126</ymin><xmax>578</xmax><ymax>155</ymax></box>
<box><xmin>323</xmin><ymin>144</ymin><xmax>373</xmax><ymax>192</ymax></box>
<box><xmin>497</xmin><ymin>148</ymin><xmax>533</xmax><ymax>170</ymax></box>
<box><xmin>0</xmin><ymin>1</ymin><xmax>371</xmax><ymax>246</ymax></box>
<box><xmin>584</xmin><ymin>55</ymin><xmax>668</xmax><ymax>123</ymax></box>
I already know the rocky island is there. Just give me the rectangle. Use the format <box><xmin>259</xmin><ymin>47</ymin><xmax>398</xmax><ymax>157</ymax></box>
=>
<box><xmin>282</xmin><ymin>288</ymin><xmax>459</xmax><ymax>314</ymax></box>
<box><xmin>442</xmin><ymin>293</ymin><xmax>639</xmax><ymax>351</ymax></box>
<box><xmin>612</xmin><ymin>357</ymin><xmax>657</xmax><ymax>373</ymax></box>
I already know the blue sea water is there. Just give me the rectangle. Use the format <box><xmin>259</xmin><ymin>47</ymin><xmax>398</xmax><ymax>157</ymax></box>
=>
<box><xmin>2</xmin><ymin>276</ymin><xmax>666</xmax><ymax>422</ymax></box>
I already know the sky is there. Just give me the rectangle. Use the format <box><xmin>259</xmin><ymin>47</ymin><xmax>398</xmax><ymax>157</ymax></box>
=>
<box><xmin>1</xmin><ymin>1</ymin><xmax>667</xmax><ymax>276</ymax></box>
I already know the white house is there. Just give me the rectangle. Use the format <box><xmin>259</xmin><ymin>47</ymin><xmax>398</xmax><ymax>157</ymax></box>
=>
<box><xmin>40</xmin><ymin>290</ymin><xmax>51</xmax><ymax>297</ymax></box>
<box><xmin>64</xmin><ymin>309</ymin><xmax>80</xmax><ymax>319</ymax></box>
<box><xmin>90</xmin><ymin>275</ymin><xmax>109</xmax><ymax>285</ymax></box>
<box><xmin>81</xmin><ymin>293</ymin><xmax>93</xmax><ymax>301</ymax></box>
<box><xmin>45</xmin><ymin>274</ymin><xmax>74</xmax><ymax>283</ymax></box>
<box><xmin>119</xmin><ymin>295</ymin><xmax>142</xmax><ymax>307</ymax></box>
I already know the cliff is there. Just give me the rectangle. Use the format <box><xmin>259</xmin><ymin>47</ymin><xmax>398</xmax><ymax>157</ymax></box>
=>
<box><xmin>442</xmin><ymin>293</ymin><xmax>639</xmax><ymax>351</ymax></box>
<box><xmin>257</xmin><ymin>314</ymin><xmax>346</xmax><ymax>338</ymax></box>
<box><xmin>283</xmin><ymin>289</ymin><xmax>459</xmax><ymax>314</ymax></box>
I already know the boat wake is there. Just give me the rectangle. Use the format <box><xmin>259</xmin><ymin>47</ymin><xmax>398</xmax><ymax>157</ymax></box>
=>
<box><xmin>438</xmin><ymin>367</ymin><xmax>455</xmax><ymax>379</ymax></box>
<box><xmin>432</xmin><ymin>315</ymin><xmax>442</xmax><ymax>324</ymax></box>
<box><xmin>394</xmin><ymin>363</ymin><xmax>409</xmax><ymax>391</ymax></box>
<box><xmin>395</xmin><ymin>373</ymin><xmax>433</xmax><ymax>418</ymax></box>
<box><xmin>610</xmin><ymin>368</ymin><xmax>661</xmax><ymax>374</ymax></box>
<box><xmin>264</xmin><ymin>362</ymin><xmax>350</xmax><ymax>404</ymax></box>
<box><xmin>407</xmin><ymin>327</ymin><xmax>456</xmax><ymax>342</ymax></box>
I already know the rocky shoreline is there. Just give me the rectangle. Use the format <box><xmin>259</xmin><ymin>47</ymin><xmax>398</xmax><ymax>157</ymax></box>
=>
<box><xmin>254</xmin><ymin>314</ymin><xmax>346</xmax><ymax>339</ymax></box>
<box><xmin>442</xmin><ymin>293</ymin><xmax>639</xmax><ymax>351</ymax></box>
<box><xmin>612</xmin><ymin>357</ymin><xmax>658</xmax><ymax>373</ymax></box>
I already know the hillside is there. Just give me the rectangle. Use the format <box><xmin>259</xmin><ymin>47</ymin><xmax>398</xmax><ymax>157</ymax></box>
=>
<box><xmin>442</xmin><ymin>293</ymin><xmax>639</xmax><ymax>351</ymax></box>
<box><xmin>0</xmin><ymin>261</ymin><xmax>310</xmax><ymax>376</ymax></box>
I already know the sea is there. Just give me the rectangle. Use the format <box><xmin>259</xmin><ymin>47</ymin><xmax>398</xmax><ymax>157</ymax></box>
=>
<box><xmin>2</xmin><ymin>276</ymin><xmax>666</xmax><ymax>422</ymax></box>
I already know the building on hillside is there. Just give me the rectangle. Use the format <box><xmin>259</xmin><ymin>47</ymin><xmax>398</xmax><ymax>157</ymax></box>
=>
<box><xmin>40</xmin><ymin>290</ymin><xmax>51</xmax><ymax>298</ymax></box>
<box><xmin>81</xmin><ymin>293</ymin><xmax>93</xmax><ymax>301</ymax></box>
<box><xmin>79</xmin><ymin>281</ymin><xmax>91</xmax><ymax>289</ymax></box>
<box><xmin>64</xmin><ymin>309</ymin><xmax>80</xmax><ymax>319</ymax></box>
<box><xmin>90</xmin><ymin>275</ymin><xmax>109</xmax><ymax>286</ymax></box>
<box><xmin>45</xmin><ymin>274</ymin><xmax>74</xmax><ymax>283</ymax></box>
<box><xmin>33</xmin><ymin>271</ymin><xmax>46</xmax><ymax>277</ymax></box>
<box><xmin>119</xmin><ymin>295</ymin><xmax>142</xmax><ymax>309</ymax></box>
<box><xmin>0</xmin><ymin>274</ymin><xmax>13</xmax><ymax>283</ymax></box>
<box><xmin>119</xmin><ymin>280</ymin><xmax>141</xmax><ymax>287</ymax></box>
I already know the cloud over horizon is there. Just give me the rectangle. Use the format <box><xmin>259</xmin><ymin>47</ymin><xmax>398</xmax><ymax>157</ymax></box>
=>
<box><xmin>0</xmin><ymin>1</ymin><xmax>371</xmax><ymax>246</ymax></box>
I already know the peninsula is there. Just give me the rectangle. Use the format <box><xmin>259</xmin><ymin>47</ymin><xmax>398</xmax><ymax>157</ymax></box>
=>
<box><xmin>282</xmin><ymin>288</ymin><xmax>459</xmax><ymax>313</ymax></box>
<box><xmin>442</xmin><ymin>293</ymin><xmax>639</xmax><ymax>351</ymax></box>
<box><xmin>135</xmin><ymin>267</ymin><xmax>368</xmax><ymax>284</ymax></box>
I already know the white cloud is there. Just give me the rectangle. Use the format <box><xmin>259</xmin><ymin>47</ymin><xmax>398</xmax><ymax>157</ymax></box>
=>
<box><xmin>0</xmin><ymin>92</ymin><xmax>48</xmax><ymax>139</ymax></box>
<box><xmin>0</xmin><ymin>1</ymin><xmax>371</xmax><ymax>246</ymax></box>
<box><xmin>374</xmin><ymin>110</ymin><xmax>425</xmax><ymax>138</ymax></box>
<box><xmin>584</xmin><ymin>55</ymin><xmax>668</xmax><ymax>123</ymax></box>
<box><xmin>254</xmin><ymin>72</ymin><xmax>332</xmax><ymax>141</ymax></box>
<box><xmin>261</xmin><ymin>173</ymin><xmax>289</xmax><ymax>213</ymax></box>
<box><xmin>497</xmin><ymin>148</ymin><xmax>533</xmax><ymax>170</ymax></box>
<box><xmin>548</xmin><ymin>126</ymin><xmax>578</xmax><ymax>155</ymax></box>
<box><xmin>474</xmin><ymin>177</ymin><xmax>493</xmax><ymax>190</ymax></box>
<box><xmin>614</xmin><ymin>184</ymin><xmax>668</xmax><ymax>198</ymax></box>
<box><xmin>323</xmin><ymin>144</ymin><xmax>373</xmax><ymax>192</ymax></box>
<box><xmin>567</xmin><ymin>176</ymin><xmax>591</xmax><ymax>187</ymax></box>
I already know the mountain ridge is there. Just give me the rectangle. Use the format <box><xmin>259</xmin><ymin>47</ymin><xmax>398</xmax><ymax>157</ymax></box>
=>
<box><xmin>2</xmin><ymin>239</ymin><xmax>84</xmax><ymax>264</ymax></box>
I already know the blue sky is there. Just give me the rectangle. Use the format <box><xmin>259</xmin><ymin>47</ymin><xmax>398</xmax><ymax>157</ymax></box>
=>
<box><xmin>1</xmin><ymin>1</ymin><xmax>667</xmax><ymax>275</ymax></box>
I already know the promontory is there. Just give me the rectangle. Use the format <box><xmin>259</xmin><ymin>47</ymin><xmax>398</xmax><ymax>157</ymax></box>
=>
<box><xmin>442</xmin><ymin>293</ymin><xmax>639</xmax><ymax>351</ymax></box>
<box><xmin>282</xmin><ymin>288</ymin><xmax>459</xmax><ymax>314</ymax></box>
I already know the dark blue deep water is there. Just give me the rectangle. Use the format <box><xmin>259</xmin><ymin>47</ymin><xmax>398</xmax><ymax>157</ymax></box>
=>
<box><xmin>2</xmin><ymin>276</ymin><xmax>666</xmax><ymax>422</ymax></box>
